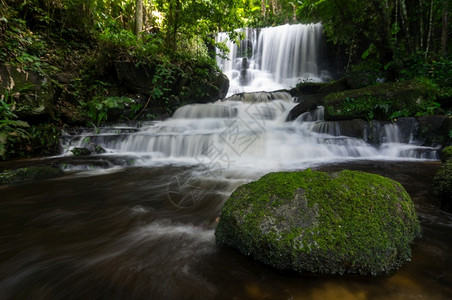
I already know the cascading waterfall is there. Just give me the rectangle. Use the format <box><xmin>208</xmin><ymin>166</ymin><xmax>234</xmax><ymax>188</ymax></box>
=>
<box><xmin>216</xmin><ymin>23</ymin><xmax>328</xmax><ymax>96</ymax></box>
<box><xmin>60</xmin><ymin>24</ymin><xmax>439</xmax><ymax>170</ymax></box>
<box><xmin>61</xmin><ymin>95</ymin><xmax>438</xmax><ymax>171</ymax></box>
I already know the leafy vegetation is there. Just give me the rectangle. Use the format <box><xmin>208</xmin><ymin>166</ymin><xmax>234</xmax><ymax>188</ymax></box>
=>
<box><xmin>0</xmin><ymin>98</ymin><xmax>31</xmax><ymax>160</ymax></box>
<box><xmin>433</xmin><ymin>159</ymin><xmax>452</xmax><ymax>211</ymax></box>
<box><xmin>324</xmin><ymin>79</ymin><xmax>443</xmax><ymax>121</ymax></box>
<box><xmin>0</xmin><ymin>166</ymin><xmax>64</xmax><ymax>184</ymax></box>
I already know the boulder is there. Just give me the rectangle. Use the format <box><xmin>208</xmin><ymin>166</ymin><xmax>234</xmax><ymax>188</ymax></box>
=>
<box><xmin>195</xmin><ymin>71</ymin><xmax>229</xmax><ymax>103</ymax></box>
<box><xmin>285</xmin><ymin>99</ymin><xmax>319</xmax><ymax>121</ymax></box>
<box><xmin>71</xmin><ymin>147</ymin><xmax>91</xmax><ymax>156</ymax></box>
<box><xmin>215</xmin><ymin>169</ymin><xmax>421</xmax><ymax>275</ymax></box>
<box><xmin>114</xmin><ymin>62</ymin><xmax>155</xmax><ymax>95</ymax></box>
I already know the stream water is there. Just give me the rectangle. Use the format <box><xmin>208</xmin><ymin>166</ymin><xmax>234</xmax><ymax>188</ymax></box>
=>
<box><xmin>1</xmin><ymin>23</ymin><xmax>451</xmax><ymax>299</ymax></box>
<box><xmin>1</xmin><ymin>95</ymin><xmax>451</xmax><ymax>299</ymax></box>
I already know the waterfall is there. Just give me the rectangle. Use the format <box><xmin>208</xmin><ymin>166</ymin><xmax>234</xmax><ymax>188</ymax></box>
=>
<box><xmin>216</xmin><ymin>23</ymin><xmax>329</xmax><ymax>96</ymax></box>
<box><xmin>61</xmin><ymin>97</ymin><xmax>438</xmax><ymax>171</ymax></box>
<box><xmin>60</xmin><ymin>25</ymin><xmax>438</xmax><ymax>170</ymax></box>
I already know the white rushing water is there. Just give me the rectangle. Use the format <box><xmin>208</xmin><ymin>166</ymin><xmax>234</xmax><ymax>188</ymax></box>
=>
<box><xmin>61</xmin><ymin>24</ymin><xmax>438</xmax><ymax>173</ymax></box>
<box><xmin>216</xmin><ymin>23</ymin><xmax>329</xmax><ymax>96</ymax></box>
<box><xmin>61</xmin><ymin>94</ymin><xmax>438</xmax><ymax>174</ymax></box>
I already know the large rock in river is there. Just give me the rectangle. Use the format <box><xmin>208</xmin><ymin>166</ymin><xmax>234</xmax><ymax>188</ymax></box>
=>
<box><xmin>215</xmin><ymin>169</ymin><xmax>421</xmax><ymax>275</ymax></box>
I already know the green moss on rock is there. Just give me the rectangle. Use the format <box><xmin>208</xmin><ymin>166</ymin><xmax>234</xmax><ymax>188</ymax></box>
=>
<box><xmin>71</xmin><ymin>147</ymin><xmax>91</xmax><ymax>156</ymax></box>
<box><xmin>215</xmin><ymin>169</ymin><xmax>421</xmax><ymax>275</ymax></box>
<box><xmin>0</xmin><ymin>166</ymin><xmax>64</xmax><ymax>184</ymax></box>
<box><xmin>323</xmin><ymin>79</ymin><xmax>440</xmax><ymax>121</ymax></box>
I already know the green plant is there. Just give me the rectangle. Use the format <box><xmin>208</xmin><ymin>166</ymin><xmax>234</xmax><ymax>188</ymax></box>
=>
<box><xmin>84</xmin><ymin>96</ymin><xmax>139</xmax><ymax>126</ymax></box>
<box><xmin>433</xmin><ymin>159</ymin><xmax>452</xmax><ymax>211</ymax></box>
<box><xmin>0</xmin><ymin>97</ymin><xmax>31</xmax><ymax>160</ymax></box>
<box><xmin>441</xmin><ymin>146</ymin><xmax>452</xmax><ymax>162</ymax></box>
<box><xmin>150</xmin><ymin>63</ymin><xmax>176</xmax><ymax>102</ymax></box>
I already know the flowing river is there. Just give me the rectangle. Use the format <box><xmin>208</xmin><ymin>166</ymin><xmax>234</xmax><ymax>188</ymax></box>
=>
<box><xmin>1</xmin><ymin>95</ymin><xmax>451</xmax><ymax>299</ymax></box>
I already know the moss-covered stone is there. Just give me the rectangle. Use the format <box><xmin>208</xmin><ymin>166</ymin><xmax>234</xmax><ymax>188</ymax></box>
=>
<box><xmin>323</xmin><ymin>80</ymin><xmax>440</xmax><ymax>121</ymax></box>
<box><xmin>215</xmin><ymin>169</ymin><xmax>421</xmax><ymax>276</ymax></box>
<box><xmin>71</xmin><ymin>147</ymin><xmax>91</xmax><ymax>156</ymax></box>
<box><xmin>433</xmin><ymin>159</ymin><xmax>452</xmax><ymax>211</ymax></box>
<box><xmin>0</xmin><ymin>166</ymin><xmax>64</xmax><ymax>184</ymax></box>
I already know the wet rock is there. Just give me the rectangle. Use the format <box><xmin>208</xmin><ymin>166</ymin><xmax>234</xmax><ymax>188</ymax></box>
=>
<box><xmin>289</xmin><ymin>79</ymin><xmax>348</xmax><ymax>103</ymax></box>
<box><xmin>197</xmin><ymin>71</ymin><xmax>229</xmax><ymax>103</ymax></box>
<box><xmin>0</xmin><ymin>166</ymin><xmax>64</xmax><ymax>184</ymax></box>
<box><xmin>215</xmin><ymin>169</ymin><xmax>421</xmax><ymax>275</ymax></box>
<box><xmin>71</xmin><ymin>147</ymin><xmax>91</xmax><ymax>156</ymax></box>
<box><xmin>93</xmin><ymin>144</ymin><xmax>106</xmax><ymax>154</ymax></box>
<box><xmin>416</xmin><ymin>115</ymin><xmax>449</xmax><ymax>145</ymax></box>
<box><xmin>286</xmin><ymin>99</ymin><xmax>319</xmax><ymax>121</ymax></box>
<box><xmin>225</xmin><ymin>91</ymin><xmax>292</xmax><ymax>103</ymax></box>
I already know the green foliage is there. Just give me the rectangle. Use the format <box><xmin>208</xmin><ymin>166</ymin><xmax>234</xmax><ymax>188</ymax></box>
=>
<box><xmin>398</xmin><ymin>54</ymin><xmax>452</xmax><ymax>96</ymax></box>
<box><xmin>150</xmin><ymin>63</ymin><xmax>175</xmax><ymax>103</ymax></box>
<box><xmin>0</xmin><ymin>166</ymin><xmax>64</xmax><ymax>184</ymax></box>
<box><xmin>433</xmin><ymin>159</ymin><xmax>452</xmax><ymax>211</ymax></box>
<box><xmin>83</xmin><ymin>96</ymin><xmax>140</xmax><ymax>126</ymax></box>
<box><xmin>29</xmin><ymin>123</ymin><xmax>61</xmax><ymax>156</ymax></box>
<box><xmin>324</xmin><ymin>79</ymin><xmax>443</xmax><ymax>121</ymax></box>
<box><xmin>297</xmin><ymin>0</ymin><xmax>450</xmax><ymax>75</ymax></box>
<box><xmin>0</xmin><ymin>97</ymin><xmax>30</xmax><ymax>160</ymax></box>
<box><xmin>441</xmin><ymin>146</ymin><xmax>452</xmax><ymax>162</ymax></box>
<box><xmin>216</xmin><ymin>169</ymin><xmax>421</xmax><ymax>275</ymax></box>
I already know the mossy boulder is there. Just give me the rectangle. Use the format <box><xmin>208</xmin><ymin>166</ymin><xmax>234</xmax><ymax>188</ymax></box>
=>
<box><xmin>323</xmin><ymin>80</ymin><xmax>440</xmax><ymax>121</ymax></box>
<box><xmin>215</xmin><ymin>169</ymin><xmax>421</xmax><ymax>275</ymax></box>
<box><xmin>0</xmin><ymin>166</ymin><xmax>64</xmax><ymax>184</ymax></box>
<box><xmin>71</xmin><ymin>147</ymin><xmax>91</xmax><ymax>156</ymax></box>
<box><xmin>433</xmin><ymin>159</ymin><xmax>452</xmax><ymax>211</ymax></box>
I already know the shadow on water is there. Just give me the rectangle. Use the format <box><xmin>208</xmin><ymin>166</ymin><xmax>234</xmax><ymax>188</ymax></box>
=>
<box><xmin>0</xmin><ymin>161</ymin><xmax>451</xmax><ymax>299</ymax></box>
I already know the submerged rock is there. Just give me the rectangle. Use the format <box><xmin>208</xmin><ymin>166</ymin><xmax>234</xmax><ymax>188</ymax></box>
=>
<box><xmin>215</xmin><ymin>169</ymin><xmax>421</xmax><ymax>275</ymax></box>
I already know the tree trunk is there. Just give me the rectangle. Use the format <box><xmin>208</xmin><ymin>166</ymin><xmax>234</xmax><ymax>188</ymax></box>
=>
<box><xmin>261</xmin><ymin>0</ymin><xmax>267</xmax><ymax>18</ymax></box>
<box><xmin>419</xmin><ymin>0</ymin><xmax>424</xmax><ymax>49</ymax></box>
<box><xmin>442</xmin><ymin>2</ymin><xmax>448</xmax><ymax>57</ymax></box>
<box><xmin>425</xmin><ymin>0</ymin><xmax>434</xmax><ymax>58</ymax></box>
<box><xmin>135</xmin><ymin>0</ymin><xmax>143</xmax><ymax>40</ymax></box>
<box><xmin>399</xmin><ymin>0</ymin><xmax>413</xmax><ymax>53</ymax></box>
